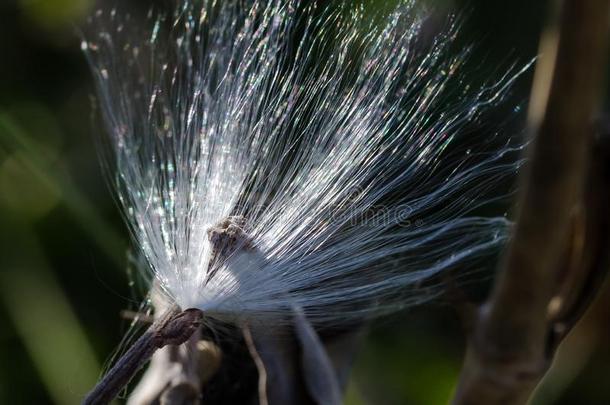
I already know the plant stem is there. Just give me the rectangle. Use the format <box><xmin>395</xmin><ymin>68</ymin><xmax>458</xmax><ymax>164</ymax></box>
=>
<box><xmin>82</xmin><ymin>308</ymin><xmax>203</xmax><ymax>405</ymax></box>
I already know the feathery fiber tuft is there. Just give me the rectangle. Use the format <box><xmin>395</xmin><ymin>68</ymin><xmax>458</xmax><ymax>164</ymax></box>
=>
<box><xmin>83</xmin><ymin>0</ymin><xmax>527</xmax><ymax>327</ymax></box>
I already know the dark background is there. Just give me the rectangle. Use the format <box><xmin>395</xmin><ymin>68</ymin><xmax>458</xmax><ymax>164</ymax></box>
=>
<box><xmin>1</xmin><ymin>0</ymin><xmax>609</xmax><ymax>404</ymax></box>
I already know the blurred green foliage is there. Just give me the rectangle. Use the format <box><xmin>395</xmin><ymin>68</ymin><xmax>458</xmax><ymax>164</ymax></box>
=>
<box><xmin>0</xmin><ymin>0</ymin><xmax>609</xmax><ymax>404</ymax></box>
<box><xmin>19</xmin><ymin>0</ymin><xmax>92</xmax><ymax>30</ymax></box>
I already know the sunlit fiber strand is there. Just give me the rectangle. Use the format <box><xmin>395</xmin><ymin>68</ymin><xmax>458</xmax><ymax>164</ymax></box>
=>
<box><xmin>83</xmin><ymin>0</ymin><xmax>527</xmax><ymax>327</ymax></box>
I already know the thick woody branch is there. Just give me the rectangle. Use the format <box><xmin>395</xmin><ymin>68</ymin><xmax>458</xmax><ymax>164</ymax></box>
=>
<box><xmin>452</xmin><ymin>0</ymin><xmax>610</xmax><ymax>404</ymax></box>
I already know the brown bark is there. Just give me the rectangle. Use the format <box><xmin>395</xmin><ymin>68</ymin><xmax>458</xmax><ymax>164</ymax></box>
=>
<box><xmin>452</xmin><ymin>0</ymin><xmax>610</xmax><ymax>404</ymax></box>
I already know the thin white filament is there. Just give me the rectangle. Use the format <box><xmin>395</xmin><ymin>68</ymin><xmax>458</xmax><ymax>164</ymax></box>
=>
<box><xmin>83</xmin><ymin>0</ymin><xmax>527</xmax><ymax>327</ymax></box>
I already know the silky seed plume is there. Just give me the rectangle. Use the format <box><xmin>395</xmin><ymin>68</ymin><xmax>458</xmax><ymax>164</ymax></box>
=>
<box><xmin>83</xmin><ymin>0</ymin><xmax>528</xmax><ymax>328</ymax></box>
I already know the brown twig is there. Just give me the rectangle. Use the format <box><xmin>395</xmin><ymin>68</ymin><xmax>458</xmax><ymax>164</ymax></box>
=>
<box><xmin>125</xmin><ymin>289</ymin><xmax>221</xmax><ymax>405</ymax></box>
<box><xmin>82</xmin><ymin>308</ymin><xmax>203</xmax><ymax>405</ymax></box>
<box><xmin>451</xmin><ymin>0</ymin><xmax>610</xmax><ymax>404</ymax></box>
<box><xmin>242</xmin><ymin>323</ymin><xmax>270</xmax><ymax>405</ymax></box>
